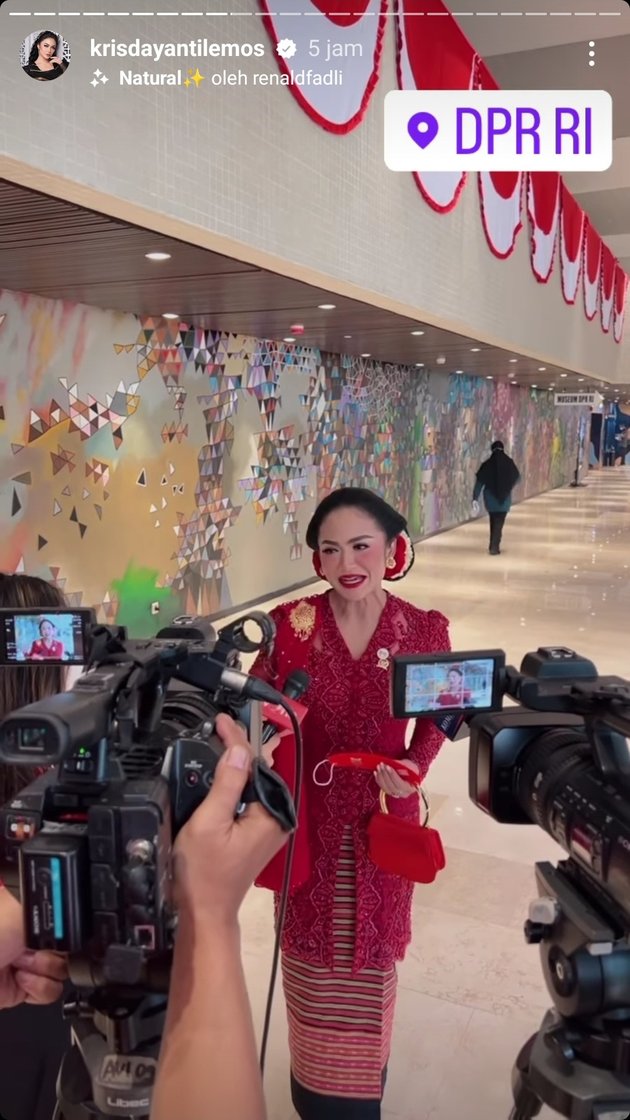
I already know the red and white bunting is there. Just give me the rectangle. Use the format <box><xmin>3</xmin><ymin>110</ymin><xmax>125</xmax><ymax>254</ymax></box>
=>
<box><xmin>396</xmin><ymin>0</ymin><xmax>474</xmax><ymax>212</ymax></box>
<box><xmin>559</xmin><ymin>185</ymin><xmax>585</xmax><ymax>305</ymax></box>
<box><xmin>478</xmin><ymin>172</ymin><xmax>523</xmax><ymax>259</ymax></box>
<box><xmin>613</xmin><ymin>264</ymin><xmax>628</xmax><ymax>343</ymax></box>
<box><xmin>527</xmin><ymin>172</ymin><xmax>560</xmax><ymax>283</ymax></box>
<box><xmin>261</xmin><ymin>0</ymin><xmax>386</xmax><ymax>132</ymax></box>
<box><xmin>601</xmin><ymin>244</ymin><xmax>616</xmax><ymax>334</ymax></box>
<box><xmin>583</xmin><ymin>221</ymin><xmax>602</xmax><ymax>322</ymax></box>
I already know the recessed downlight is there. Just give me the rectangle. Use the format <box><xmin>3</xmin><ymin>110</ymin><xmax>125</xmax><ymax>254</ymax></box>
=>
<box><xmin>344</xmin><ymin>335</ymin><xmax>352</xmax><ymax>339</ymax></box>
<box><xmin>361</xmin><ymin>353</ymin><xmax>371</xmax><ymax>358</ymax></box>
<box><xmin>509</xmin><ymin>358</ymin><xmax>518</xmax><ymax>363</ymax></box>
<box><xmin>560</xmin><ymin>373</ymin><xmax>568</xmax><ymax>378</ymax></box>
<box><xmin>411</xmin><ymin>330</ymin><xmax>425</xmax><ymax>336</ymax></box>
<box><xmin>486</xmin><ymin>375</ymin><xmax>493</xmax><ymax>380</ymax></box>
<box><xmin>318</xmin><ymin>303</ymin><xmax>336</xmax><ymax>310</ymax></box>
<box><xmin>470</xmin><ymin>347</ymin><xmax>480</xmax><ymax>353</ymax></box>
<box><xmin>145</xmin><ymin>252</ymin><xmax>171</xmax><ymax>261</ymax></box>
<box><xmin>532</xmin><ymin>384</ymin><xmax>538</xmax><ymax>388</ymax></box>
<box><xmin>538</xmin><ymin>367</ymin><xmax>546</xmax><ymax>372</ymax></box>
<box><xmin>578</xmin><ymin>378</ymin><xmax>585</xmax><ymax>382</ymax></box>
<box><xmin>283</xmin><ymin>337</ymin><xmax>295</xmax><ymax>343</ymax></box>
<box><xmin>162</xmin><ymin>313</ymin><xmax>179</xmax><ymax>320</ymax></box>
<box><xmin>415</xmin><ymin>362</ymin><xmax>424</xmax><ymax>367</ymax></box>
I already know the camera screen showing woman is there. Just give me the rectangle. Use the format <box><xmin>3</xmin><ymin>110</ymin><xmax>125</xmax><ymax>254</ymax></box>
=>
<box><xmin>22</xmin><ymin>30</ymin><xmax>69</xmax><ymax>80</ymax></box>
<box><xmin>24</xmin><ymin>618</ymin><xmax>64</xmax><ymax>662</ymax></box>
<box><xmin>436</xmin><ymin>666</ymin><xmax>472</xmax><ymax>707</ymax></box>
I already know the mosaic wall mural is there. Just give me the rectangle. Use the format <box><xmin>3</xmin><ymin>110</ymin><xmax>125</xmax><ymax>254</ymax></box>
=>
<box><xmin>0</xmin><ymin>290</ymin><xmax>581</xmax><ymax>630</ymax></box>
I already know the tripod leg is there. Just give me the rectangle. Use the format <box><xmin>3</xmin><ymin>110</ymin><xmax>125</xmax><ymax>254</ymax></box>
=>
<box><xmin>509</xmin><ymin>1036</ymin><xmax>543</xmax><ymax>1120</ymax></box>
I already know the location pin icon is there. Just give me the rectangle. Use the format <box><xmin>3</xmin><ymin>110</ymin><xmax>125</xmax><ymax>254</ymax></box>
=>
<box><xmin>407</xmin><ymin>111</ymin><xmax>439</xmax><ymax>150</ymax></box>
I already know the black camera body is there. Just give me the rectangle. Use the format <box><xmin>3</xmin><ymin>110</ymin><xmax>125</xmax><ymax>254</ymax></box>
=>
<box><xmin>0</xmin><ymin>612</ymin><xmax>296</xmax><ymax>986</ymax></box>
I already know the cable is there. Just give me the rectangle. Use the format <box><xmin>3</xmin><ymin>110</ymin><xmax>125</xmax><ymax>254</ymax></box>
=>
<box><xmin>258</xmin><ymin>699</ymin><xmax>304</xmax><ymax>1074</ymax></box>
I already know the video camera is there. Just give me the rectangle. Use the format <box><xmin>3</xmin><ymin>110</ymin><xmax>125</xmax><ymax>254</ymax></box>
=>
<box><xmin>392</xmin><ymin>646</ymin><xmax>630</xmax><ymax>1119</ymax></box>
<box><xmin>0</xmin><ymin>607</ymin><xmax>301</xmax><ymax>1120</ymax></box>
<box><xmin>0</xmin><ymin>609</ymin><xmax>298</xmax><ymax>976</ymax></box>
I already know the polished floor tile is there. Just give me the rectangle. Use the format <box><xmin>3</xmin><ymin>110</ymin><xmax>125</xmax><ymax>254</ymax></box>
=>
<box><xmin>233</xmin><ymin>470</ymin><xmax>630</xmax><ymax>1119</ymax></box>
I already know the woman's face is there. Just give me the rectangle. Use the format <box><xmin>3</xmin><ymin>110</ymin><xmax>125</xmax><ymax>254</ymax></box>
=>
<box><xmin>448</xmin><ymin>670</ymin><xmax>462</xmax><ymax>691</ymax></box>
<box><xmin>40</xmin><ymin>621</ymin><xmax>54</xmax><ymax>643</ymax></box>
<box><xmin>37</xmin><ymin>37</ymin><xmax>57</xmax><ymax>61</ymax></box>
<box><xmin>317</xmin><ymin>506</ymin><xmax>393</xmax><ymax>601</ymax></box>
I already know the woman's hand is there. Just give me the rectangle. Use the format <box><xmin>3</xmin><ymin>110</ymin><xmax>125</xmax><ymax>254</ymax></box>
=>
<box><xmin>260</xmin><ymin>728</ymin><xmax>291</xmax><ymax>768</ymax></box>
<box><xmin>375</xmin><ymin>759</ymin><xmax>421</xmax><ymax>800</ymax></box>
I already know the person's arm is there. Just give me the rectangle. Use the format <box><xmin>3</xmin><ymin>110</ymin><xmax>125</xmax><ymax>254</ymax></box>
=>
<box><xmin>151</xmin><ymin>715</ymin><xmax>289</xmax><ymax>1120</ymax></box>
<box><xmin>472</xmin><ymin>478</ymin><xmax>483</xmax><ymax>502</ymax></box>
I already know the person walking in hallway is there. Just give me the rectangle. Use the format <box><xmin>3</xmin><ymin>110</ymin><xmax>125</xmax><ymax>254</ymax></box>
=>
<box><xmin>473</xmin><ymin>440</ymin><xmax>520</xmax><ymax>555</ymax></box>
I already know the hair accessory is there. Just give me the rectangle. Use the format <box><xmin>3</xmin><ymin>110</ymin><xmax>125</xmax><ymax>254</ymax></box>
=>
<box><xmin>383</xmin><ymin>530</ymin><xmax>415</xmax><ymax>582</ymax></box>
<box><xmin>312</xmin><ymin>551</ymin><xmax>325</xmax><ymax>580</ymax></box>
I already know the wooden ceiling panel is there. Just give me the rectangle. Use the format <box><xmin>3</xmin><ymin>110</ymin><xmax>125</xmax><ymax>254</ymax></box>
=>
<box><xmin>0</xmin><ymin>176</ymin><xmax>618</xmax><ymax>394</ymax></box>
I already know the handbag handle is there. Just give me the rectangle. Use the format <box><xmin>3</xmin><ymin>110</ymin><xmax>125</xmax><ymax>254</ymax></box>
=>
<box><xmin>379</xmin><ymin>787</ymin><xmax>430</xmax><ymax>827</ymax></box>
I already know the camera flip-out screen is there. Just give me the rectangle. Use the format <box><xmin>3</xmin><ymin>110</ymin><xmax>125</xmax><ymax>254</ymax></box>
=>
<box><xmin>0</xmin><ymin>608</ymin><xmax>95</xmax><ymax>666</ymax></box>
<box><xmin>391</xmin><ymin>650</ymin><xmax>505</xmax><ymax>718</ymax></box>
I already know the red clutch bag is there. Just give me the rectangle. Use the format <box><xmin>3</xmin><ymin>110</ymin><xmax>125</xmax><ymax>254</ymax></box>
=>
<box><xmin>367</xmin><ymin>788</ymin><xmax>446</xmax><ymax>884</ymax></box>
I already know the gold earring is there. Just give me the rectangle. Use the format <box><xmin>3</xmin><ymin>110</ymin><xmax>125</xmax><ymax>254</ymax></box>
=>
<box><xmin>386</xmin><ymin>557</ymin><xmax>396</xmax><ymax>570</ymax></box>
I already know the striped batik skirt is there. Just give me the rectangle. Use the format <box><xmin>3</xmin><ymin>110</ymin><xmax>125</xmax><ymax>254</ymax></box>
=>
<box><xmin>281</xmin><ymin>826</ymin><xmax>397</xmax><ymax>1119</ymax></box>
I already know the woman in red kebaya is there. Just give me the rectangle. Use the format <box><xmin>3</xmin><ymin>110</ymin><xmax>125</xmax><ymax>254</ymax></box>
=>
<box><xmin>25</xmin><ymin>618</ymin><xmax>64</xmax><ymax>661</ymax></box>
<box><xmin>436</xmin><ymin>666</ymin><xmax>472</xmax><ymax>707</ymax></box>
<box><xmin>251</xmin><ymin>487</ymin><xmax>451</xmax><ymax>1120</ymax></box>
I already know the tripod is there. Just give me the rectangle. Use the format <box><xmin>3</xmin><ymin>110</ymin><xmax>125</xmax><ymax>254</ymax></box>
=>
<box><xmin>53</xmin><ymin>990</ymin><xmax>166</xmax><ymax>1120</ymax></box>
<box><xmin>509</xmin><ymin>1009</ymin><xmax>630</xmax><ymax>1120</ymax></box>
<box><xmin>507</xmin><ymin>861</ymin><xmax>630</xmax><ymax>1120</ymax></box>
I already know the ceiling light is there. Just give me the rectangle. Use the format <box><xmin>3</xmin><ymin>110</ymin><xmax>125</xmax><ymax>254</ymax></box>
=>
<box><xmin>470</xmin><ymin>347</ymin><xmax>480</xmax><ymax>353</ymax></box>
<box><xmin>145</xmin><ymin>251</ymin><xmax>171</xmax><ymax>261</ymax></box>
<box><xmin>411</xmin><ymin>330</ymin><xmax>425</xmax><ymax>336</ymax></box>
<box><xmin>162</xmin><ymin>313</ymin><xmax>179</xmax><ymax>320</ymax></box>
<box><xmin>455</xmin><ymin>369</ymin><xmax>463</xmax><ymax>374</ymax></box>
<box><xmin>415</xmin><ymin>362</ymin><xmax>424</xmax><ymax>368</ymax></box>
<box><xmin>318</xmin><ymin>303</ymin><xmax>336</xmax><ymax>310</ymax></box>
<box><xmin>509</xmin><ymin>358</ymin><xmax>518</xmax><ymax>363</ymax></box>
<box><xmin>578</xmin><ymin>378</ymin><xmax>585</xmax><ymax>382</ymax></box>
<box><xmin>560</xmin><ymin>373</ymin><xmax>568</xmax><ymax>378</ymax></box>
<box><xmin>283</xmin><ymin>337</ymin><xmax>295</xmax><ymax>343</ymax></box>
<box><xmin>510</xmin><ymin>381</ymin><xmax>518</xmax><ymax>385</ymax></box>
<box><xmin>538</xmin><ymin>367</ymin><xmax>546</xmax><ymax>371</ymax></box>
<box><xmin>436</xmin><ymin>356</ymin><xmax>446</xmax><ymax>365</ymax></box>
<box><xmin>344</xmin><ymin>334</ymin><xmax>352</xmax><ymax>339</ymax></box>
<box><xmin>532</xmin><ymin>384</ymin><xmax>538</xmax><ymax>388</ymax></box>
<box><xmin>486</xmin><ymin>375</ymin><xmax>493</xmax><ymax>380</ymax></box>
<box><xmin>361</xmin><ymin>353</ymin><xmax>371</xmax><ymax>358</ymax></box>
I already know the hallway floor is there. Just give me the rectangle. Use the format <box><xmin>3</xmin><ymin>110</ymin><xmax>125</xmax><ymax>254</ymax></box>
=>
<box><xmin>237</xmin><ymin>470</ymin><xmax>630</xmax><ymax>1120</ymax></box>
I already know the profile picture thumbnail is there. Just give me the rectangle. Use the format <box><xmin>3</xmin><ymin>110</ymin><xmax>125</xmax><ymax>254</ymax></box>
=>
<box><xmin>21</xmin><ymin>29</ymin><xmax>70</xmax><ymax>81</ymax></box>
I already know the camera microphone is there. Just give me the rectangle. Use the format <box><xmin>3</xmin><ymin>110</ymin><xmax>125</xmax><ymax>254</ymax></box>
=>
<box><xmin>261</xmin><ymin>670</ymin><xmax>310</xmax><ymax>744</ymax></box>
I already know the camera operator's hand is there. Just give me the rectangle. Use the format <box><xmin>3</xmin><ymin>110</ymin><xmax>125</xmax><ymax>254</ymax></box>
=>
<box><xmin>172</xmin><ymin>713</ymin><xmax>288</xmax><ymax>924</ymax></box>
<box><xmin>153</xmin><ymin>713</ymin><xmax>289</xmax><ymax>1120</ymax></box>
<box><xmin>0</xmin><ymin>888</ymin><xmax>66</xmax><ymax>1010</ymax></box>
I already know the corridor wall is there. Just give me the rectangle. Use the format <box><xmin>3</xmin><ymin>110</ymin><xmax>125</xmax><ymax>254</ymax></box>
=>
<box><xmin>0</xmin><ymin>288</ymin><xmax>581</xmax><ymax>627</ymax></box>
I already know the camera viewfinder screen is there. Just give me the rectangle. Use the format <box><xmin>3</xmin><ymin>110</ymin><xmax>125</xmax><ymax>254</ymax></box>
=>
<box><xmin>2</xmin><ymin>611</ymin><xmax>88</xmax><ymax>665</ymax></box>
<box><xmin>392</xmin><ymin>651</ymin><xmax>504</xmax><ymax>718</ymax></box>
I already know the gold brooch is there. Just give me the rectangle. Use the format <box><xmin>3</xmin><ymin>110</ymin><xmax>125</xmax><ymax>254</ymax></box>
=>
<box><xmin>290</xmin><ymin>601</ymin><xmax>316</xmax><ymax>641</ymax></box>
